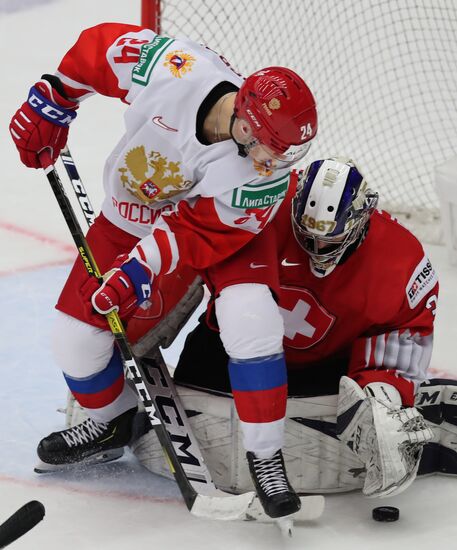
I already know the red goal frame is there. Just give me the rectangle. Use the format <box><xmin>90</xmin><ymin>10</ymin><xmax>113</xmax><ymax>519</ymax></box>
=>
<box><xmin>141</xmin><ymin>0</ymin><xmax>161</xmax><ymax>32</ymax></box>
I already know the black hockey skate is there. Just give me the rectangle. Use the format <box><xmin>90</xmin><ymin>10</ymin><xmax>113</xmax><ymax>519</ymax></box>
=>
<box><xmin>246</xmin><ymin>449</ymin><xmax>301</xmax><ymax>518</ymax></box>
<box><xmin>35</xmin><ymin>407</ymin><xmax>137</xmax><ymax>473</ymax></box>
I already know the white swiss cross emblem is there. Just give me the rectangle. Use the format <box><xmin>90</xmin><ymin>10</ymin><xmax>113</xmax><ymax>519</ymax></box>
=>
<box><xmin>278</xmin><ymin>286</ymin><xmax>335</xmax><ymax>349</ymax></box>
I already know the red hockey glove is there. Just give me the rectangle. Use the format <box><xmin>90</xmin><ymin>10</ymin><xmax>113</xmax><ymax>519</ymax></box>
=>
<box><xmin>84</xmin><ymin>255</ymin><xmax>154</xmax><ymax>319</ymax></box>
<box><xmin>9</xmin><ymin>75</ymin><xmax>78</xmax><ymax>169</ymax></box>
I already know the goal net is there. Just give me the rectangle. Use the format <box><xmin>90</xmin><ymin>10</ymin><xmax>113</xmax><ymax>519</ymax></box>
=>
<box><xmin>142</xmin><ymin>0</ymin><xmax>457</xmax><ymax>243</ymax></box>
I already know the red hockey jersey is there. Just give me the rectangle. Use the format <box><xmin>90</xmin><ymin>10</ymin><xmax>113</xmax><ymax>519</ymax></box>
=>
<box><xmin>205</xmin><ymin>193</ymin><xmax>439</xmax><ymax>406</ymax></box>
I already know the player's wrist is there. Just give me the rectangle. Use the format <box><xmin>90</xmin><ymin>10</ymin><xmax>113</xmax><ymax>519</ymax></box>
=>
<box><xmin>120</xmin><ymin>257</ymin><xmax>153</xmax><ymax>305</ymax></box>
<box><xmin>40</xmin><ymin>74</ymin><xmax>72</xmax><ymax>101</ymax></box>
<box><xmin>27</xmin><ymin>79</ymin><xmax>78</xmax><ymax>127</ymax></box>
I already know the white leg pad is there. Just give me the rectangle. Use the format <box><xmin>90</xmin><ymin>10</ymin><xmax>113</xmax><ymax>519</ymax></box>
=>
<box><xmin>131</xmin><ymin>386</ymin><xmax>365</xmax><ymax>494</ymax></box>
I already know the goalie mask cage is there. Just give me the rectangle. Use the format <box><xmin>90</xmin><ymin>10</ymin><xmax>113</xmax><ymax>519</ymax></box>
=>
<box><xmin>141</xmin><ymin>0</ymin><xmax>457</xmax><ymax>243</ymax></box>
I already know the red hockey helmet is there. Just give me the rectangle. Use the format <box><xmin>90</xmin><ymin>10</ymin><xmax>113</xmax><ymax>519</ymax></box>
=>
<box><xmin>233</xmin><ymin>66</ymin><xmax>317</xmax><ymax>167</ymax></box>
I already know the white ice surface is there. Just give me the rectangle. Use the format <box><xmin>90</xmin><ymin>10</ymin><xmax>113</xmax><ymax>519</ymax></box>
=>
<box><xmin>0</xmin><ymin>1</ymin><xmax>456</xmax><ymax>548</ymax></box>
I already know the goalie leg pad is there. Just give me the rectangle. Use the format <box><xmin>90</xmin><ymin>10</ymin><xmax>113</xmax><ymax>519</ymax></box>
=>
<box><xmin>130</xmin><ymin>378</ymin><xmax>456</xmax><ymax>494</ymax></box>
<box><xmin>131</xmin><ymin>385</ymin><xmax>366</xmax><ymax>494</ymax></box>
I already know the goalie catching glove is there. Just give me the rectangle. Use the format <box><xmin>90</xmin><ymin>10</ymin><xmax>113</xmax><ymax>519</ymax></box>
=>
<box><xmin>336</xmin><ymin>376</ymin><xmax>433</xmax><ymax>498</ymax></box>
<box><xmin>81</xmin><ymin>254</ymin><xmax>153</xmax><ymax>318</ymax></box>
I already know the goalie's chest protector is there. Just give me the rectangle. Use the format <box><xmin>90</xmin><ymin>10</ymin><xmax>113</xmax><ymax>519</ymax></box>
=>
<box><xmin>101</xmin><ymin>37</ymin><xmax>255</xmax><ymax>238</ymax></box>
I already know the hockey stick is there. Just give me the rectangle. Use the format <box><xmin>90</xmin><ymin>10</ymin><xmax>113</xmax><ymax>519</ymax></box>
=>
<box><xmin>58</xmin><ymin>146</ymin><xmax>96</xmax><ymax>429</ymax></box>
<box><xmin>48</xmin><ymin>148</ymin><xmax>325</xmax><ymax>523</ymax></box>
<box><xmin>38</xmin><ymin>151</ymin><xmax>259</xmax><ymax>520</ymax></box>
<box><xmin>0</xmin><ymin>501</ymin><xmax>45</xmax><ymax>548</ymax></box>
<box><xmin>59</xmin><ymin>146</ymin><xmax>96</xmax><ymax>226</ymax></box>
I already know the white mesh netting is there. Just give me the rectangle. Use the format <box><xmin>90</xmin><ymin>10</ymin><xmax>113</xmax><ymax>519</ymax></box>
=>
<box><xmin>155</xmin><ymin>0</ymin><xmax>457</xmax><ymax>242</ymax></box>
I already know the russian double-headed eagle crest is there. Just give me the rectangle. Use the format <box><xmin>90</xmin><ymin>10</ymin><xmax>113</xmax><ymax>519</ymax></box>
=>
<box><xmin>118</xmin><ymin>146</ymin><xmax>193</xmax><ymax>204</ymax></box>
<box><xmin>164</xmin><ymin>50</ymin><xmax>196</xmax><ymax>78</ymax></box>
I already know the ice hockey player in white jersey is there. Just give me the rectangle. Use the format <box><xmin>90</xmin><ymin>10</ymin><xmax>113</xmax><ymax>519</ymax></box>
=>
<box><xmin>9</xmin><ymin>23</ymin><xmax>317</xmax><ymax>519</ymax></box>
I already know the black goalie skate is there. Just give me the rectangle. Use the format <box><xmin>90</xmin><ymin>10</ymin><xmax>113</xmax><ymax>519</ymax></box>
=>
<box><xmin>246</xmin><ymin>449</ymin><xmax>301</xmax><ymax>518</ymax></box>
<box><xmin>35</xmin><ymin>407</ymin><xmax>137</xmax><ymax>473</ymax></box>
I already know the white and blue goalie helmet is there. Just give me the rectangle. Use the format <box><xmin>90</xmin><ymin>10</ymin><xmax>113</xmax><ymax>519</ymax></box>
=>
<box><xmin>291</xmin><ymin>157</ymin><xmax>379</xmax><ymax>277</ymax></box>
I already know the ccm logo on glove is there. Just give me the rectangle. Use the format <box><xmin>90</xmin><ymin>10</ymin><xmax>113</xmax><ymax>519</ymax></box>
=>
<box><xmin>27</xmin><ymin>85</ymin><xmax>77</xmax><ymax>127</ymax></box>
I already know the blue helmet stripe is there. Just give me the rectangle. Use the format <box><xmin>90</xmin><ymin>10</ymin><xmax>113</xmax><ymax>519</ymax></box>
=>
<box><xmin>294</xmin><ymin>159</ymin><xmax>324</xmax><ymax>221</ymax></box>
<box><xmin>332</xmin><ymin>167</ymin><xmax>364</xmax><ymax>235</ymax></box>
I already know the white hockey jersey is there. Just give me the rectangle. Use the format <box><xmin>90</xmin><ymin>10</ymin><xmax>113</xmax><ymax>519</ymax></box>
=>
<box><xmin>56</xmin><ymin>23</ymin><xmax>291</xmax><ymax>277</ymax></box>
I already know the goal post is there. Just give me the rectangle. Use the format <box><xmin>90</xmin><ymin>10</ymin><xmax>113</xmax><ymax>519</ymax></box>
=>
<box><xmin>141</xmin><ymin>0</ymin><xmax>160</xmax><ymax>33</ymax></box>
<box><xmin>141</xmin><ymin>0</ymin><xmax>457</xmax><ymax>244</ymax></box>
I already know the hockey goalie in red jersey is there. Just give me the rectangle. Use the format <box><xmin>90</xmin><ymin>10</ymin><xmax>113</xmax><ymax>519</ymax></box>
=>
<box><xmin>167</xmin><ymin>157</ymin><xmax>438</xmax><ymax>503</ymax></box>
<box><xmin>8</xmin><ymin>21</ymin><xmax>317</xmax><ymax>514</ymax></box>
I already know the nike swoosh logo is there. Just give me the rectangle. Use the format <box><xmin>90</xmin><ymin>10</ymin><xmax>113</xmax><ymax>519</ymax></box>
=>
<box><xmin>249</xmin><ymin>263</ymin><xmax>268</xmax><ymax>269</ymax></box>
<box><xmin>152</xmin><ymin>116</ymin><xmax>178</xmax><ymax>132</ymax></box>
<box><xmin>281</xmin><ymin>259</ymin><xmax>301</xmax><ymax>267</ymax></box>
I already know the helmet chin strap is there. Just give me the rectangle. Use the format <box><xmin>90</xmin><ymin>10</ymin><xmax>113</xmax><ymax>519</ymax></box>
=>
<box><xmin>229</xmin><ymin>114</ymin><xmax>249</xmax><ymax>158</ymax></box>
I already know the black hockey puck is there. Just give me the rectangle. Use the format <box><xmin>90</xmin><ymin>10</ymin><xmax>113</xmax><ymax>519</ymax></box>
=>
<box><xmin>372</xmin><ymin>506</ymin><xmax>399</xmax><ymax>522</ymax></box>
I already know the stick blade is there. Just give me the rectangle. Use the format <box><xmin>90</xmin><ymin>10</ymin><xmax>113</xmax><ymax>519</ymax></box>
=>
<box><xmin>0</xmin><ymin>501</ymin><xmax>45</xmax><ymax>548</ymax></box>
<box><xmin>191</xmin><ymin>491</ymin><xmax>325</xmax><ymax>523</ymax></box>
<box><xmin>191</xmin><ymin>491</ymin><xmax>256</xmax><ymax>521</ymax></box>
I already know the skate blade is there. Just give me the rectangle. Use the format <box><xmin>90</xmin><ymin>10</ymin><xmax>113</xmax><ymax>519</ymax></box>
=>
<box><xmin>34</xmin><ymin>447</ymin><xmax>124</xmax><ymax>473</ymax></box>
<box><xmin>276</xmin><ymin>517</ymin><xmax>294</xmax><ymax>537</ymax></box>
<box><xmin>243</xmin><ymin>494</ymin><xmax>325</xmax><ymax>523</ymax></box>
